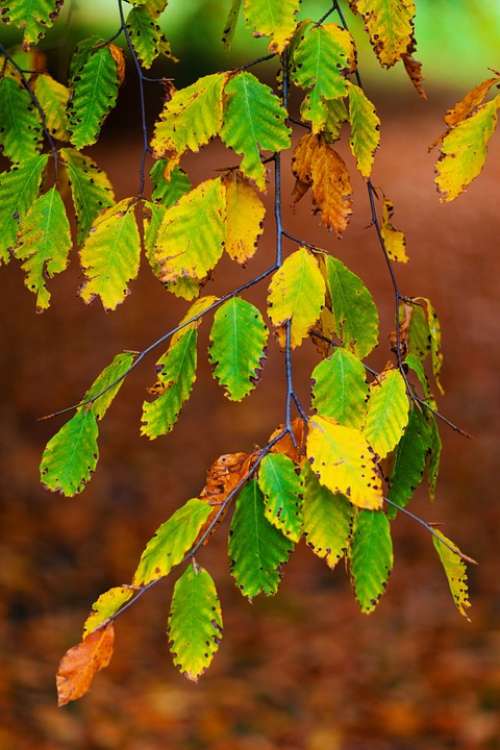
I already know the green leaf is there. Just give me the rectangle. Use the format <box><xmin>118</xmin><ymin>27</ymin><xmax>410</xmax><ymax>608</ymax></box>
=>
<box><xmin>34</xmin><ymin>73</ymin><xmax>70</xmax><ymax>141</ymax></box>
<box><xmin>2</xmin><ymin>0</ymin><xmax>64</xmax><ymax>45</ymax></box>
<box><xmin>322</xmin><ymin>255</ymin><xmax>379</xmax><ymax>358</ymax></box>
<box><xmin>307</xmin><ymin>415</ymin><xmax>383</xmax><ymax>510</ymax></box>
<box><xmin>222</xmin><ymin>0</ymin><xmax>242</xmax><ymax>48</ymax></box>
<box><xmin>83</xmin><ymin>352</ymin><xmax>135</xmax><ymax>421</ymax></box>
<box><xmin>151</xmin><ymin>73</ymin><xmax>228</xmax><ymax>170</ymax></box>
<box><xmin>83</xmin><ymin>586</ymin><xmax>135</xmax><ymax>637</ymax></box>
<box><xmin>221</xmin><ymin>72</ymin><xmax>291</xmax><ymax>190</ymax></box>
<box><xmin>347</xmin><ymin>82</ymin><xmax>380</xmax><ymax>178</ymax></box>
<box><xmin>229</xmin><ymin>479</ymin><xmax>293</xmax><ymax>598</ymax></box>
<box><xmin>405</xmin><ymin>303</ymin><xmax>430</xmax><ymax>361</ymax></box>
<box><xmin>168</xmin><ymin>565</ymin><xmax>223</xmax><ymax>681</ymax></box>
<box><xmin>0</xmin><ymin>76</ymin><xmax>42</xmax><ymax>164</ymax></box>
<box><xmin>133</xmin><ymin>498</ymin><xmax>212</xmax><ymax>585</ymax></box>
<box><xmin>14</xmin><ymin>187</ymin><xmax>72</xmax><ymax>311</ymax></box>
<box><xmin>405</xmin><ymin>353</ymin><xmax>431</xmax><ymax>397</ymax></box>
<box><xmin>150</xmin><ymin>159</ymin><xmax>191</xmax><ymax>207</ymax></box>
<box><xmin>80</xmin><ymin>199</ymin><xmax>141</xmax><ymax>311</ymax></box>
<box><xmin>69</xmin><ymin>47</ymin><xmax>120</xmax><ymax>149</ymax></box>
<box><xmin>209</xmin><ymin>297</ymin><xmax>268</xmax><ymax>401</ymax></box>
<box><xmin>350</xmin><ymin>510</ymin><xmax>393</xmax><ymax>613</ymax></box>
<box><xmin>0</xmin><ymin>154</ymin><xmax>48</xmax><ymax>264</ymax></box>
<box><xmin>40</xmin><ymin>409</ymin><xmax>99</xmax><ymax>497</ymax></box>
<box><xmin>311</xmin><ymin>347</ymin><xmax>368</xmax><ymax>428</ymax></box>
<box><xmin>267</xmin><ymin>247</ymin><xmax>326</xmax><ymax>348</ymax></box>
<box><xmin>243</xmin><ymin>0</ymin><xmax>300</xmax><ymax>53</ymax></box>
<box><xmin>364</xmin><ymin>368</ymin><xmax>410</xmax><ymax>459</ymax></box>
<box><xmin>386</xmin><ymin>407</ymin><xmax>431</xmax><ymax>519</ymax></box>
<box><xmin>292</xmin><ymin>22</ymin><xmax>354</xmax><ymax>133</ymax></box>
<box><xmin>302</xmin><ymin>463</ymin><xmax>353</xmax><ymax>569</ymax></box>
<box><xmin>324</xmin><ymin>97</ymin><xmax>349</xmax><ymax>142</ymax></box>
<box><xmin>427</xmin><ymin>414</ymin><xmax>441</xmax><ymax>501</ymax></box>
<box><xmin>154</xmin><ymin>177</ymin><xmax>225</xmax><ymax>282</ymax></box>
<box><xmin>141</xmin><ymin>328</ymin><xmax>197</xmax><ymax>439</ymax></box>
<box><xmin>258</xmin><ymin>453</ymin><xmax>303</xmax><ymax>542</ymax></box>
<box><xmin>127</xmin><ymin>6</ymin><xmax>173</xmax><ymax>69</ymax></box>
<box><xmin>61</xmin><ymin>148</ymin><xmax>115</xmax><ymax>243</ymax></box>
<box><xmin>432</xmin><ymin>530</ymin><xmax>472</xmax><ymax>619</ymax></box>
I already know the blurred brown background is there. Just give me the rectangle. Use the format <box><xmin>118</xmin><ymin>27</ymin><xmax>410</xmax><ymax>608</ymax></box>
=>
<box><xmin>1</xmin><ymin>2</ymin><xmax>500</xmax><ymax>747</ymax></box>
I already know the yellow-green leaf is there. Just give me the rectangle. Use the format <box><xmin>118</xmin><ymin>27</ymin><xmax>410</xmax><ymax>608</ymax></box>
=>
<box><xmin>133</xmin><ymin>498</ymin><xmax>212</xmax><ymax>585</ymax></box>
<box><xmin>151</xmin><ymin>73</ymin><xmax>227</xmax><ymax>173</ymax></box>
<box><xmin>364</xmin><ymin>368</ymin><xmax>409</xmax><ymax>459</ymax></box>
<box><xmin>83</xmin><ymin>352</ymin><xmax>135</xmax><ymax>421</ymax></box>
<box><xmin>221</xmin><ymin>72</ymin><xmax>291</xmax><ymax>190</ymax></box>
<box><xmin>34</xmin><ymin>73</ymin><xmax>70</xmax><ymax>141</ymax></box>
<box><xmin>243</xmin><ymin>0</ymin><xmax>300</xmax><ymax>53</ymax></box>
<box><xmin>3</xmin><ymin>0</ymin><xmax>64</xmax><ymax>46</ymax></box>
<box><xmin>268</xmin><ymin>247</ymin><xmax>326</xmax><ymax>348</ymax></box>
<box><xmin>83</xmin><ymin>586</ymin><xmax>135</xmax><ymax>637</ymax></box>
<box><xmin>80</xmin><ymin>199</ymin><xmax>141</xmax><ymax>311</ymax></box>
<box><xmin>14</xmin><ymin>187</ymin><xmax>71</xmax><ymax>311</ymax></box>
<box><xmin>432</xmin><ymin>530</ymin><xmax>472</xmax><ymax>620</ymax></box>
<box><xmin>347</xmin><ymin>82</ymin><xmax>380</xmax><ymax>178</ymax></box>
<box><xmin>302</xmin><ymin>462</ymin><xmax>353</xmax><ymax>568</ymax></box>
<box><xmin>258</xmin><ymin>453</ymin><xmax>303</xmax><ymax>542</ymax></box>
<box><xmin>380</xmin><ymin>194</ymin><xmax>408</xmax><ymax>262</ymax></box>
<box><xmin>292</xmin><ymin>22</ymin><xmax>355</xmax><ymax>133</ymax></box>
<box><xmin>435</xmin><ymin>95</ymin><xmax>500</xmax><ymax>202</ymax></box>
<box><xmin>224</xmin><ymin>172</ymin><xmax>265</xmax><ymax>263</ymax></box>
<box><xmin>0</xmin><ymin>76</ymin><xmax>42</xmax><ymax>164</ymax></box>
<box><xmin>154</xmin><ymin>177</ymin><xmax>225</xmax><ymax>282</ymax></box>
<box><xmin>168</xmin><ymin>565</ymin><xmax>223</xmax><ymax>681</ymax></box>
<box><xmin>350</xmin><ymin>0</ymin><xmax>416</xmax><ymax>68</ymax></box>
<box><xmin>306</xmin><ymin>415</ymin><xmax>383</xmax><ymax>510</ymax></box>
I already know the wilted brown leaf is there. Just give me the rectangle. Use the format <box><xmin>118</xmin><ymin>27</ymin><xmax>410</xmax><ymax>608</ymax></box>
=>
<box><xmin>402</xmin><ymin>54</ymin><xmax>427</xmax><ymax>100</ymax></box>
<box><xmin>56</xmin><ymin>624</ymin><xmax>114</xmax><ymax>707</ymax></box>
<box><xmin>292</xmin><ymin>133</ymin><xmax>352</xmax><ymax>236</ymax></box>
<box><xmin>443</xmin><ymin>75</ymin><xmax>500</xmax><ymax>127</ymax></box>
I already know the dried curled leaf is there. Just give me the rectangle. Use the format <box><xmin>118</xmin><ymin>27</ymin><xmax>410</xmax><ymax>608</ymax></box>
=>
<box><xmin>56</xmin><ymin>624</ymin><xmax>114</xmax><ymax>707</ymax></box>
<box><xmin>292</xmin><ymin>132</ymin><xmax>352</xmax><ymax>235</ymax></box>
<box><xmin>443</xmin><ymin>76</ymin><xmax>500</xmax><ymax>128</ymax></box>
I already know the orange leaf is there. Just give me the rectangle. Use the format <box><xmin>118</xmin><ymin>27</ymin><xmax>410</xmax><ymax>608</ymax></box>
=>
<box><xmin>268</xmin><ymin>419</ymin><xmax>305</xmax><ymax>462</ymax></box>
<box><xmin>292</xmin><ymin>133</ymin><xmax>352</xmax><ymax>235</ymax></box>
<box><xmin>109</xmin><ymin>44</ymin><xmax>126</xmax><ymax>85</ymax></box>
<box><xmin>402</xmin><ymin>54</ymin><xmax>427</xmax><ymax>100</ymax></box>
<box><xmin>56</xmin><ymin>624</ymin><xmax>114</xmax><ymax>707</ymax></box>
<box><xmin>444</xmin><ymin>75</ymin><xmax>500</xmax><ymax>127</ymax></box>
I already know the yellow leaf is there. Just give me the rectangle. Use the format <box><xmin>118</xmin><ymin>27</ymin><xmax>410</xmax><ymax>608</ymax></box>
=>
<box><xmin>435</xmin><ymin>95</ymin><xmax>500</xmax><ymax>202</ymax></box>
<box><xmin>80</xmin><ymin>198</ymin><xmax>141</xmax><ymax>311</ymax></box>
<box><xmin>380</xmin><ymin>194</ymin><xmax>408</xmax><ymax>263</ymax></box>
<box><xmin>292</xmin><ymin>132</ymin><xmax>352</xmax><ymax>235</ymax></box>
<box><xmin>56</xmin><ymin>624</ymin><xmax>114</xmax><ymax>707</ymax></box>
<box><xmin>83</xmin><ymin>586</ymin><xmax>135</xmax><ymax>637</ymax></box>
<box><xmin>267</xmin><ymin>247</ymin><xmax>326</xmax><ymax>348</ymax></box>
<box><xmin>154</xmin><ymin>177</ymin><xmax>226</xmax><ymax>281</ymax></box>
<box><xmin>350</xmin><ymin>0</ymin><xmax>416</xmax><ymax>68</ymax></box>
<box><xmin>224</xmin><ymin>172</ymin><xmax>265</xmax><ymax>263</ymax></box>
<box><xmin>151</xmin><ymin>73</ymin><xmax>228</xmax><ymax>175</ymax></box>
<box><xmin>34</xmin><ymin>73</ymin><xmax>70</xmax><ymax>141</ymax></box>
<box><xmin>347</xmin><ymin>82</ymin><xmax>380</xmax><ymax>178</ymax></box>
<box><xmin>243</xmin><ymin>0</ymin><xmax>300</xmax><ymax>53</ymax></box>
<box><xmin>306</xmin><ymin>415</ymin><xmax>383</xmax><ymax>510</ymax></box>
<box><xmin>432</xmin><ymin>530</ymin><xmax>472</xmax><ymax>620</ymax></box>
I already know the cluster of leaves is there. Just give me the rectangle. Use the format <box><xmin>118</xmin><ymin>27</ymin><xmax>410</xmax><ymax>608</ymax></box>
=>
<box><xmin>0</xmin><ymin>0</ymin><xmax>484</xmax><ymax>707</ymax></box>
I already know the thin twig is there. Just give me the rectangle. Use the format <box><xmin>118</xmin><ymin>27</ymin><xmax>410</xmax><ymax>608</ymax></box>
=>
<box><xmin>40</xmin><ymin>264</ymin><xmax>278</xmax><ymax>420</ymax></box>
<box><xmin>98</xmin><ymin>429</ymin><xmax>289</xmax><ymax>628</ymax></box>
<box><xmin>383</xmin><ymin>497</ymin><xmax>477</xmax><ymax>564</ymax></box>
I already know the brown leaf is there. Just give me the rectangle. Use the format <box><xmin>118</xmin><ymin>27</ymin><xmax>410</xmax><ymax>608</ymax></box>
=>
<box><xmin>56</xmin><ymin>624</ymin><xmax>114</xmax><ymax>707</ymax></box>
<box><xmin>402</xmin><ymin>54</ymin><xmax>427</xmax><ymax>100</ymax></box>
<box><xmin>200</xmin><ymin>451</ymin><xmax>249</xmax><ymax>505</ymax></box>
<box><xmin>268</xmin><ymin>419</ymin><xmax>306</xmax><ymax>462</ymax></box>
<box><xmin>109</xmin><ymin>44</ymin><xmax>126</xmax><ymax>85</ymax></box>
<box><xmin>292</xmin><ymin>133</ymin><xmax>352</xmax><ymax>236</ymax></box>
